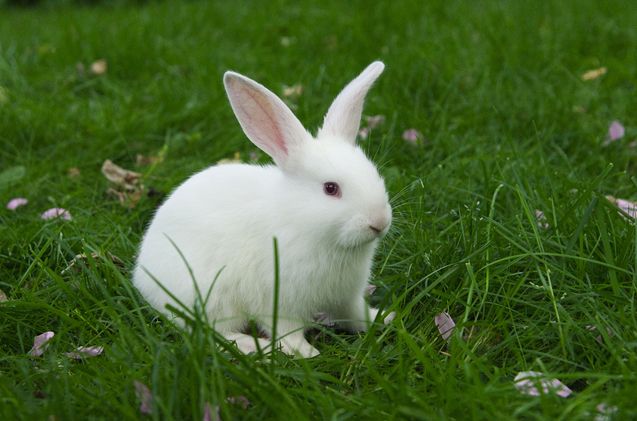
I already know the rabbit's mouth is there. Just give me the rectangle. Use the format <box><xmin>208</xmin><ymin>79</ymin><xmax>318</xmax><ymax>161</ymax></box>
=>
<box><xmin>337</xmin><ymin>219</ymin><xmax>390</xmax><ymax>249</ymax></box>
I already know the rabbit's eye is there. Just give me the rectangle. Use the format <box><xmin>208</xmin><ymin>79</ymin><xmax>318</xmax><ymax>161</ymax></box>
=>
<box><xmin>323</xmin><ymin>182</ymin><xmax>341</xmax><ymax>198</ymax></box>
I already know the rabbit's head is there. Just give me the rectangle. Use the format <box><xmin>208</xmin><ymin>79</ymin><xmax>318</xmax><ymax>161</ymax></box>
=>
<box><xmin>224</xmin><ymin>62</ymin><xmax>391</xmax><ymax>248</ymax></box>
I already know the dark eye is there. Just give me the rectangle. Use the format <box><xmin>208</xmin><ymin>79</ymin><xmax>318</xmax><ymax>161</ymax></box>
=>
<box><xmin>323</xmin><ymin>181</ymin><xmax>341</xmax><ymax>197</ymax></box>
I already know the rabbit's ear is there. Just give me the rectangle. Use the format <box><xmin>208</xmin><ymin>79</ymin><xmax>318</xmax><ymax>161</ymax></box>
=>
<box><xmin>318</xmin><ymin>61</ymin><xmax>385</xmax><ymax>144</ymax></box>
<box><xmin>224</xmin><ymin>71</ymin><xmax>311</xmax><ymax>168</ymax></box>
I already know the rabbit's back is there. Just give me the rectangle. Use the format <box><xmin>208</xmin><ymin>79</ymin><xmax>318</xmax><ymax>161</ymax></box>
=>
<box><xmin>133</xmin><ymin>164</ymin><xmax>283</xmax><ymax>319</ymax></box>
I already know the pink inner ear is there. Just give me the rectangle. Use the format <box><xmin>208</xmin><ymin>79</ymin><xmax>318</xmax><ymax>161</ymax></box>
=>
<box><xmin>243</xmin><ymin>88</ymin><xmax>288</xmax><ymax>156</ymax></box>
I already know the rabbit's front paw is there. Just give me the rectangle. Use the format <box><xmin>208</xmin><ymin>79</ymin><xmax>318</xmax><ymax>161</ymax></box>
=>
<box><xmin>281</xmin><ymin>339</ymin><xmax>320</xmax><ymax>359</ymax></box>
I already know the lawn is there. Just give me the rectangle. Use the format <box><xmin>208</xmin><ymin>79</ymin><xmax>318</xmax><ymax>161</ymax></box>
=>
<box><xmin>1</xmin><ymin>0</ymin><xmax>636</xmax><ymax>419</ymax></box>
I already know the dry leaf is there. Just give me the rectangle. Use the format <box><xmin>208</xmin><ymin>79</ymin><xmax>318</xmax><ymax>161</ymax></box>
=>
<box><xmin>102</xmin><ymin>160</ymin><xmax>145</xmax><ymax>208</ymax></box>
<box><xmin>514</xmin><ymin>371</ymin><xmax>572</xmax><ymax>398</ymax></box>
<box><xmin>217</xmin><ymin>152</ymin><xmax>242</xmax><ymax>165</ymax></box>
<box><xmin>434</xmin><ymin>312</ymin><xmax>456</xmax><ymax>341</ymax></box>
<box><xmin>90</xmin><ymin>59</ymin><xmax>108</xmax><ymax>75</ymax></box>
<box><xmin>0</xmin><ymin>288</ymin><xmax>7</xmax><ymax>302</ymax></box>
<box><xmin>101</xmin><ymin>160</ymin><xmax>141</xmax><ymax>190</ymax></box>
<box><xmin>136</xmin><ymin>153</ymin><xmax>163</xmax><ymax>167</ymax></box>
<box><xmin>581</xmin><ymin>67</ymin><xmax>607</xmax><ymax>81</ymax></box>
<box><xmin>106</xmin><ymin>187</ymin><xmax>144</xmax><ymax>209</ymax></box>
<box><xmin>61</xmin><ymin>251</ymin><xmax>124</xmax><ymax>274</ymax></box>
<box><xmin>67</xmin><ymin>167</ymin><xmax>81</xmax><ymax>178</ymax></box>
<box><xmin>29</xmin><ymin>331</ymin><xmax>55</xmax><ymax>357</ymax></box>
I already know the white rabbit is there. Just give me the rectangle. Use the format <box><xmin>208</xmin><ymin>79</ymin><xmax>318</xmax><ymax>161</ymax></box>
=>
<box><xmin>133</xmin><ymin>61</ymin><xmax>393</xmax><ymax>358</ymax></box>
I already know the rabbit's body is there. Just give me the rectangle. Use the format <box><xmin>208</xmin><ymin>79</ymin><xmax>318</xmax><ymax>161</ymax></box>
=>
<box><xmin>134</xmin><ymin>62</ymin><xmax>392</xmax><ymax>358</ymax></box>
<box><xmin>135</xmin><ymin>162</ymin><xmax>377</xmax><ymax>330</ymax></box>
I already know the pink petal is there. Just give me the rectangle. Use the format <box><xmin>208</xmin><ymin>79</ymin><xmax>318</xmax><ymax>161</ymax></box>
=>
<box><xmin>595</xmin><ymin>403</ymin><xmax>618</xmax><ymax>421</ymax></box>
<box><xmin>203</xmin><ymin>402</ymin><xmax>221</xmax><ymax>421</ymax></box>
<box><xmin>365</xmin><ymin>115</ymin><xmax>385</xmax><ymax>129</ymax></box>
<box><xmin>514</xmin><ymin>371</ymin><xmax>572</xmax><ymax>398</ymax></box>
<box><xmin>606</xmin><ymin>196</ymin><xmax>637</xmax><ymax>219</ymax></box>
<box><xmin>402</xmin><ymin>128</ymin><xmax>423</xmax><ymax>144</ymax></box>
<box><xmin>65</xmin><ymin>346</ymin><xmax>104</xmax><ymax>359</ymax></box>
<box><xmin>134</xmin><ymin>381</ymin><xmax>153</xmax><ymax>415</ymax></box>
<box><xmin>434</xmin><ymin>312</ymin><xmax>456</xmax><ymax>341</ymax></box>
<box><xmin>358</xmin><ymin>127</ymin><xmax>370</xmax><ymax>140</ymax></box>
<box><xmin>608</xmin><ymin>121</ymin><xmax>625</xmax><ymax>141</ymax></box>
<box><xmin>226</xmin><ymin>395</ymin><xmax>250</xmax><ymax>409</ymax></box>
<box><xmin>535</xmin><ymin>210</ymin><xmax>550</xmax><ymax>229</ymax></box>
<box><xmin>41</xmin><ymin>208</ymin><xmax>72</xmax><ymax>221</ymax></box>
<box><xmin>365</xmin><ymin>284</ymin><xmax>377</xmax><ymax>296</ymax></box>
<box><xmin>28</xmin><ymin>331</ymin><xmax>55</xmax><ymax>357</ymax></box>
<box><xmin>6</xmin><ymin>197</ymin><xmax>28</xmax><ymax>210</ymax></box>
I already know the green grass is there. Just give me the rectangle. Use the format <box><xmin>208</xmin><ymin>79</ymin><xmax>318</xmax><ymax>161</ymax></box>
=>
<box><xmin>1</xmin><ymin>0</ymin><xmax>637</xmax><ymax>419</ymax></box>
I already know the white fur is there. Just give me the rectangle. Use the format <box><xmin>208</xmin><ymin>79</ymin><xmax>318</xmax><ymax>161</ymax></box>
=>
<box><xmin>133</xmin><ymin>61</ymin><xmax>392</xmax><ymax>358</ymax></box>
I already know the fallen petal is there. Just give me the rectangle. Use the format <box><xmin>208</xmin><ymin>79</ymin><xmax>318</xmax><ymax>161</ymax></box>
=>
<box><xmin>282</xmin><ymin>83</ymin><xmax>303</xmax><ymax>98</ymax></box>
<box><xmin>90</xmin><ymin>59</ymin><xmax>108</xmax><ymax>75</ymax></box>
<box><xmin>608</xmin><ymin>121</ymin><xmax>625</xmax><ymax>141</ymax></box>
<box><xmin>606</xmin><ymin>196</ymin><xmax>637</xmax><ymax>219</ymax></box>
<box><xmin>383</xmin><ymin>311</ymin><xmax>396</xmax><ymax>325</ymax></box>
<box><xmin>365</xmin><ymin>283</ymin><xmax>377</xmax><ymax>296</ymax></box>
<box><xmin>226</xmin><ymin>395</ymin><xmax>250</xmax><ymax>409</ymax></box>
<box><xmin>402</xmin><ymin>128</ymin><xmax>423</xmax><ymax>144</ymax></box>
<box><xmin>134</xmin><ymin>381</ymin><xmax>153</xmax><ymax>415</ymax></box>
<box><xmin>6</xmin><ymin>197</ymin><xmax>28</xmax><ymax>210</ymax></box>
<box><xmin>595</xmin><ymin>403</ymin><xmax>618</xmax><ymax>421</ymax></box>
<box><xmin>41</xmin><ymin>208</ymin><xmax>72</xmax><ymax>221</ymax></box>
<box><xmin>358</xmin><ymin>127</ymin><xmax>370</xmax><ymax>140</ymax></box>
<box><xmin>581</xmin><ymin>67</ymin><xmax>607</xmax><ymax>81</ymax></box>
<box><xmin>365</xmin><ymin>115</ymin><xmax>386</xmax><ymax>129</ymax></box>
<box><xmin>0</xmin><ymin>288</ymin><xmax>7</xmax><ymax>302</ymax></box>
<box><xmin>65</xmin><ymin>346</ymin><xmax>104</xmax><ymax>359</ymax></box>
<box><xmin>203</xmin><ymin>402</ymin><xmax>221</xmax><ymax>421</ymax></box>
<box><xmin>29</xmin><ymin>331</ymin><xmax>55</xmax><ymax>357</ymax></box>
<box><xmin>586</xmin><ymin>325</ymin><xmax>614</xmax><ymax>344</ymax></box>
<box><xmin>434</xmin><ymin>312</ymin><xmax>456</xmax><ymax>341</ymax></box>
<box><xmin>535</xmin><ymin>210</ymin><xmax>550</xmax><ymax>229</ymax></box>
<box><xmin>514</xmin><ymin>371</ymin><xmax>572</xmax><ymax>398</ymax></box>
